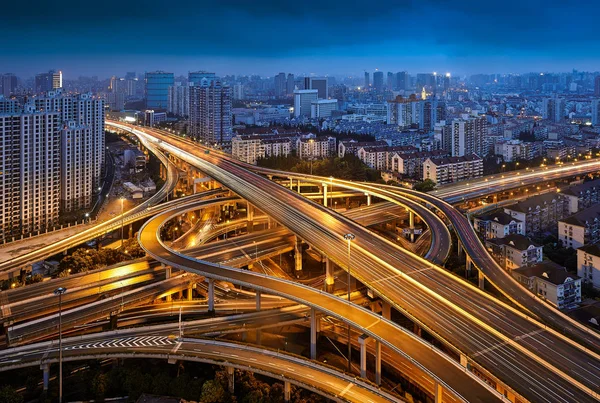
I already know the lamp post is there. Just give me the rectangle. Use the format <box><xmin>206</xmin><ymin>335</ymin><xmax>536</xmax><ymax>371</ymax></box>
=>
<box><xmin>343</xmin><ymin>233</ymin><xmax>355</xmax><ymax>372</ymax></box>
<box><xmin>120</xmin><ymin>197</ymin><xmax>125</xmax><ymax>248</ymax></box>
<box><xmin>54</xmin><ymin>287</ymin><xmax>67</xmax><ymax>403</ymax></box>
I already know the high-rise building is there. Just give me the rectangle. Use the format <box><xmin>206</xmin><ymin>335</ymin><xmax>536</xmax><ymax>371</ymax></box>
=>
<box><xmin>1</xmin><ymin>74</ymin><xmax>17</xmax><ymax>97</ymax></box>
<box><xmin>33</xmin><ymin>91</ymin><xmax>106</xmax><ymax>212</ymax></box>
<box><xmin>275</xmin><ymin>73</ymin><xmax>287</xmax><ymax>97</ymax></box>
<box><xmin>145</xmin><ymin>71</ymin><xmax>174</xmax><ymax>110</ymax></box>
<box><xmin>293</xmin><ymin>89</ymin><xmax>318</xmax><ymax>117</ymax></box>
<box><xmin>396</xmin><ymin>71</ymin><xmax>407</xmax><ymax>91</ymax></box>
<box><xmin>0</xmin><ymin>108</ymin><xmax>61</xmax><ymax>242</ymax></box>
<box><xmin>35</xmin><ymin>70</ymin><xmax>62</xmax><ymax>93</ymax></box>
<box><xmin>286</xmin><ymin>74</ymin><xmax>295</xmax><ymax>95</ymax></box>
<box><xmin>188</xmin><ymin>71</ymin><xmax>216</xmax><ymax>86</ymax></box>
<box><xmin>542</xmin><ymin>96</ymin><xmax>565</xmax><ymax>123</ymax></box>
<box><xmin>594</xmin><ymin>76</ymin><xmax>600</xmax><ymax>97</ymax></box>
<box><xmin>386</xmin><ymin>95</ymin><xmax>422</xmax><ymax>129</ymax></box>
<box><xmin>233</xmin><ymin>84</ymin><xmax>244</xmax><ymax>100</ymax></box>
<box><xmin>416</xmin><ymin>73</ymin><xmax>435</xmax><ymax>91</ymax></box>
<box><xmin>303</xmin><ymin>77</ymin><xmax>328</xmax><ymax>99</ymax></box>
<box><xmin>387</xmin><ymin>72</ymin><xmax>395</xmax><ymax>90</ymax></box>
<box><xmin>592</xmin><ymin>99</ymin><xmax>600</xmax><ymax>126</ymax></box>
<box><xmin>364</xmin><ymin>72</ymin><xmax>370</xmax><ymax>88</ymax></box>
<box><xmin>373</xmin><ymin>71</ymin><xmax>384</xmax><ymax>91</ymax></box>
<box><xmin>443</xmin><ymin>73</ymin><xmax>451</xmax><ymax>92</ymax></box>
<box><xmin>189</xmin><ymin>80</ymin><xmax>232</xmax><ymax>144</ymax></box>
<box><xmin>167</xmin><ymin>83</ymin><xmax>190</xmax><ymax>116</ymax></box>
<box><xmin>450</xmin><ymin>115</ymin><xmax>487</xmax><ymax>157</ymax></box>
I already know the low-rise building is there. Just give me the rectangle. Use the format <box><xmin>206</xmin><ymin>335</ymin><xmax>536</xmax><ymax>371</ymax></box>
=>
<box><xmin>231</xmin><ymin>134</ymin><xmax>292</xmax><ymax>165</ymax></box>
<box><xmin>338</xmin><ymin>140</ymin><xmax>389</xmax><ymax>158</ymax></box>
<box><xmin>504</xmin><ymin>192</ymin><xmax>570</xmax><ymax>236</ymax></box>
<box><xmin>558</xmin><ymin>204</ymin><xmax>600</xmax><ymax>249</ymax></box>
<box><xmin>389</xmin><ymin>150</ymin><xmax>448</xmax><ymax>178</ymax></box>
<box><xmin>296</xmin><ymin>136</ymin><xmax>336</xmax><ymax>160</ymax></box>
<box><xmin>474</xmin><ymin>209</ymin><xmax>524</xmax><ymax>240</ymax></box>
<box><xmin>577</xmin><ymin>243</ymin><xmax>600</xmax><ymax>290</ymax></box>
<box><xmin>512</xmin><ymin>262</ymin><xmax>581</xmax><ymax>309</ymax></box>
<box><xmin>485</xmin><ymin>234</ymin><xmax>543</xmax><ymax>270</ymax></box>
<box><xmin>560</xmin><ymin>179</ymin><xmax>600</xmax><ymax>214</ymax></box>
<box><xmin>422</xmin><ymin>154</ymin><xmax>483</xmax><ymax>185</ymax></box>
<box><xmin>356</xmin><ymin>145</ymin><xmax>418</xmax><ymax>171</ymax></box>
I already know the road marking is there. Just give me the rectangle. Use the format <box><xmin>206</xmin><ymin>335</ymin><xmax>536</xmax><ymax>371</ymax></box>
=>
<box><xmin>171</xmin><ymin>342</ymin><xmax>182</xmax><ymax>354</ymax></box>
<box><xmin>339</xmin><ymin>383</ymin><xmax>354</xmax><ymax>396</ymax></box>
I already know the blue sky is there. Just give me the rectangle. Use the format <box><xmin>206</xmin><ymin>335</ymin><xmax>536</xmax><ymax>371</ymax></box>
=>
<box><xmin>2</xmin><ymin>0</ymin><xmax>599</xmax><ymax>78</ymax></box>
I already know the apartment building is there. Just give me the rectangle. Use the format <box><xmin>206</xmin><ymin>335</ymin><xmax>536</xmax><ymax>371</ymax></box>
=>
<box><xmin>504</xmin><ymin>192</ymin><xmax>570</xmax><ymax>235</ymax></box>
<box><xmin>296</xmin><ymin>136</ymin><xmax>336</xmax><ymax>160</ymax></box>
<box><xmin>189</xmin><ymin>80</ymin><xmax>232</xmax><ymax>144</ymax></box>
<box><xmin>558</xmin><ymin>204</ymin><xmax>600</xmax><ymax>249</ymax></box>
<box><xmin>389</xmin><ymin>150</ymin><xmax>448</xmax><ymax>178</ymax></box>
<box><xmin>512</xmin><ymin>262</ymin><xmax>581</xmax><ymax>309</ymax></box>
<box><xmin>561</xmin><ymin>179</ymin><xmax>600</xmax><ymax>214</ymax></box>
<box><xmin>422</xmin><ymin>154</ymin><xmax>483</xmax><ymax>185</ymax></box>
<box><xmin>357</xmin><ymin>145</ymin><xmax>418</xmax><ymax>171</ymax></box>
<box><xmin>337</xmin><ymin>140</ymin><xmax>389</xmax><ymax>158</ymax></box>
<box><xmin>577</xmin><ymin>243</ymin><xmax>600</xmax><ymax>290</ymax></box>
<box><xmin>473</xmin><ymin>209</ymin><xmax>524</xmax><ymax>240</ymax></box>
<box><xmin>485</xmin><ymin>234</ymin><xmax>543</xmax><ymax>270</ymax></box>
<box><xmin>231</xmin><ymin>134</ymin><xmax>292</xmax><ymax>165</ymax></box>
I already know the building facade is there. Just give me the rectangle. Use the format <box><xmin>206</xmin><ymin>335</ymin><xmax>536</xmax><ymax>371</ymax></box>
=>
<box><xmin>189</xmin><ymin>81</ymin><xmax>232</xmax><ymax>144</ymax></box>
<box><xmin>474</xmin><ymin>210</ymin><xmax>524</xmax><ymax>240</ymax></box>
<box><xmin>512</xmin><ymin>262</ymin><xmax>581</xmax><ymax>309</ymax></box>
<box><xmin>558</xmin><ymin>204</ymin><xmax>600</xmax><ymax>249</ymax></box>
<box><xmin>422</xmin><ymin>154</ymin><xmax>483</xmax><ymax>185</ymax></box>
<box><xmin>296</xmin><ymin>136</ymin><xmax>336</xmax><ymax>160</ymax></box>
<box><xmin>293</xmin><ymin>90</ymin><xmax>318</xmax><ymax>117</ymax></box>
<box><xmin>145</xmin><ymin>71</ymin><xmax>174</xmax><ymax>110</ymax></box>
<box><xmin>485</xmin><ymin>234</ymin><xmax>543</xmax><ymax>270</ymax></box>
<box><xmin>231</xmin><ymin>134</ymin><xmax>292</xmax><ymax>165</ymax></box>
<box><xmin>504</xmin><ymin>192</ymin><xmax>570</xmax><ymax>235</ymax></box>
<box><xmin>577</xmin><ymin>244</ymin><xmax>600</xmax><ymax>290</ymax></box>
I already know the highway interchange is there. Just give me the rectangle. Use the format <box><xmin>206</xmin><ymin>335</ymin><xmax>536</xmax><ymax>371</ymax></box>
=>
<box><xmin>1</xmin><ymin>121</ymin><xmax>600</xmax><ymax>402</ymax></box>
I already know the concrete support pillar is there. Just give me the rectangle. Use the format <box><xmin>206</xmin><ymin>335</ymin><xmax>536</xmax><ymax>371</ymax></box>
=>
<box><xmin>457</xmin><ymin>240</ymin><xmax>463</xmax><ymax>256</ymax></box>
<box><xmin>381</xmin><ymin>301</ymin><xmax>391</xmax><ymax>320</ymax></box>
<box><xmin>366</xmin><ymin>193</ymin><xmax>372</xmax><ymax>206</ymax></box>
<box><xmin>375</xmin><ymin>340</ymin><xmax>382</xmax><ymax>386</ymax></box>
<box><xmin>255</xmin><ymin>291</ymin><xmax>261</xmax><ymax>311</ymax></box>
<box><xmin>460</xmin><ymin>353</ymin><xmax>468</xmax><ymax>368</ymax></box>
<box><xmin>478</xmin><ymin>270</ymin><xmax>485</xmax><ymax>290</ymax></box>
<box><xmin>434</xmin><ymin>382</ymin><xmax>443</xmax><ymax>403</ymax></box>
<box><xmin>289</xmin><ymin>177</ymin><xmax>293</xmax><ymax>190</ymax></box>
<box><xmin>297</xmin><ymin>179</ymin><xmax>301</xmax><ymax>193</ymax></box>
<box><xmin>310</xmin><ymin>307</ymin><xmax>317</xmax><ymax>359</ymax></box>
<box><xmin>41</xmin><ymin>364</ymin><xmax>49</xmax><ymax>391</ymax></box>
<box><xmin>187</xmin><ymin>285</ymin><xmax>193</xmax><ymax>301</ymax></box>
<box><xmin>466</xmin><ymin>256</ymin><xmax>472</xmax><ymax>278</ymax></box>
<box><xmin>359</xmin><ymin>334</ymin><xmax>369</xmax><ymax>378</ymax></box>
<box><xmin>325</xmin><ymin>258</ymin><xmax>334</xmax><ymax>292</ymax></box>
<box><xmin>227</xmin><ymin>366</ymin><xmax>235</xmax><ymax>394</ymax></box>
<box><xmin>284</xmin><ymin>381</ymin><xmax>291</xmax><ymax>403</ymax></box>
<box><xmin>323</xmin><ymin>184</ymin><xmax>328</xmax><ymax>206</ymax></box>
<box><xmin>207</xmin><ymin>278</ymin><xmax>215</xmax><ymax>313</ymax></box>
<box><xmin>294</xmin><ymin>237</ymin><xmax>303</xmax><ymax>274</ymax></box>
<box><xmin>247</xmin><ymin>203</ymin><xmax>254</xmax><ymax>233</ymax></box>
<box><xmin>164</xmin><ymin>264</ymin><xmax>172</xmax><ymax>279</ymax></box>
<box><xmin>413</xmin><ymin>323</ymin><xmax>422</xmax><ymax>337</ymax></box>
<box><xmin>409</xmin><ymin>210</ymin><xmax>415</xmax><ymax>242</ymax></box>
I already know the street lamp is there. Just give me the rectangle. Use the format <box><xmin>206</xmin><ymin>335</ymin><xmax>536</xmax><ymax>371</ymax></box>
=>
<box><xmin>343</xmin><ymin>233</ymin><xmax>356</xmax><ymax>372</ymax></box>
<box><xmin>120</xmin><ymin>197</ymin><xmax>125</xmax><ymax>248</ymax></box>
<box><xmin>54</xmin><ymin>287</ymin><xmax>67</xmax><ymax>403</ymax></box>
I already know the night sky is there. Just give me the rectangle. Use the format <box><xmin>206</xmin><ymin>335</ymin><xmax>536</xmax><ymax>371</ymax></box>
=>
<box><xmin>2</xmin><ymin>0</ymin><xmax>599</xmax><ymax>78</ymax></box>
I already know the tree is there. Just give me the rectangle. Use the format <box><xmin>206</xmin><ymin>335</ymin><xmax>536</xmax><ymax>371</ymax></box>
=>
<box><xmin>413</xmin><ymin>179</ymin><xmax>436</xmax><ymax>192</ymax></box>
<box><xmin>92</xmin><ymin>373</ymin><xmax>108</xmax><ymax>401</ymax></box>
<box><xmin>199</xmin><ymin>380</ymin><xmax>226</xmax><ymax>403</ymax></box>
<box><xmin>0</xmin><ymin>386</ymin><xmax>24</xmax><ymax>403</ymax></box>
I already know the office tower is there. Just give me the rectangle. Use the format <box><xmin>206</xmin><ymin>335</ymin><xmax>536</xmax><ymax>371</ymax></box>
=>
<box><xmin>233</xmin><ymin>84</ymin><xmax>244</xmax><ymax>100</ymax></box>
<box><xmin>286</xmin><ymin>73</ymin><xmax>295</xmax><ymax>95</ymax></box>
<box><xmin>434</xmin><ymin>101</ymin><xmax>447</xmax><ymax>125</ymax></box>
<box><xmin>35</xmin><ymin>70</ymin><xmax>62</xmax><ymax>93</ymax></box>
<box><xmin>33</xmin><ymin>91</ymin><xmax>106</xmax><ymax>212</ymax></box>
<box><xmin>416</xmin><ymin>73</ymin><xmax>435</xmax><ymax>90</ymax></box>
<box><xmin>1</xmin><ymin>74</ymin><xmax>17</xmax><ymax>97</ymax></box>
<box><xmin>303</xmin><ymin>77</ymin><xmax>328</xmax><ymax>99</ymax></box>
<box><xmin>595</xmin><ymin>76</ymin><xmax>600</xmax><ymax>97</ymax></box>
<box><xmin>373</xmin><ymin>71</ymin><xmax>384</xmax><ymax>91</ymax></box>
<box><xmin>542</xmin><ymin>96</ymin><xmax>565</xmax><ymax>123</ymax></box>
<box><xmin>188</xmin><ymin>71</ymin><xmax>216</xmax><ymax>86</ymax></box>
<box><xmin>364</xmin><ymin>72</ymin><xmax>370</xmax><ymax>88</ymax></box>
<box><xmin>387</xmin><ymin>72</ymin><xmax>395</xmax><ymax>90</ymax></box>
<box><xmin>293</xmin><ymin>89</ymin><xmax>318</xmax><ymax>117</ymax></box>
<box><xmin>145</xmin><ymin>71</ymin><xmax>174</xmax><ymax>110</ymax></box>
<box><xmin>275</xmin><ymin>72</ymin><xmax>287</xmax><ymax>97</ymax></box>
<box><xmin>124</xmin><ymin>72</ymin><xmax>138</xmax><ymax>97</ymax></box>
<box><xmin>189</xmin><ymin>80</ymin><xmax>232</xmax><ymax>144</ymax></box>
<box><xmin>592</xmin><ymin>99</ymin><xmax>600</xmax><ymax>126</ymax></box>
<box><xmin>450</xmin><ymin>115</ymin><xmax>487</xmax><ymax>157</ymax></box>
<box><xmin>167</xmin><ymin>83</ymin><xmax>190</xmax><ymax>116</ymax></box>
<box><xmin>396</xmin><ymin>71</ymin><xmax>407</xmax><ymax>91</ymax></box>
<box><xmin>386</xmin><ymin>95</ymin><xmax>422</xmax><ymax>129</ymax></box>
<box><xmin>310</xmin><ymin>99</ymin><xmax>338</xmax><ymax>118</ymax></box>
<box><xmin>0</xmin><ymin>109</ymin><xmax>61</xmax><ymax>242</ymax></box>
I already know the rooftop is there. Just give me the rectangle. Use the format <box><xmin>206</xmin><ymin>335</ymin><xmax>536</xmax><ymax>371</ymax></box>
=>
<box><xmin>477</xmin><ymin>209</ymin><xmax>521</xmax><ymax>225</ymax></box>
<box><xmin>561</xmin><ymin>178</ymin><xmax>600</xmax><ymax>197</ymax></box>
<box><xmin>559</xmin><ymin>204</ymin><xmax>600</xmax><ymax>227</ymax></box>
<box><xmin>504</xmin><ymin>192</ymin><xmax>565</xmax><ymax>214</ymax></box>
<box><xmin>513</xmin><ymin>261</ymin><xmax>580</xmax><ymax>285</ymax></box>
<box><xmin>486</xmin><ymin>234</ymin><xmax>539</xmax><ymax>250</ymax></box>
<box><xmin>426</xmin><ymin>154</ymin><xmax>482</xmax><ymax>165</ymax></box>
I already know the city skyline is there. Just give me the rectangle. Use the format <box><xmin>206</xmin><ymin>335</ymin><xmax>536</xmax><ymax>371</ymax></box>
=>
<box><xmin>3</xmin><ymin>0</ymin><xmax>600</xmax><ymax>77</ymax></box>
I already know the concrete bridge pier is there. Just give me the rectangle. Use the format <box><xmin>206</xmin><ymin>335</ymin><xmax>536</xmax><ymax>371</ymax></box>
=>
<box><xmin>310</xmin><ymin>307</ymin><xmax>317</xmax><ymax>359</ymax></box>
<box><xmin>366</xmin><ymin>193</ymin><xmax>372</xmax><ymax>206</ymax></box>
<box><xmin>207</xmin><ymin>278</ymin><xmax>215</xmax><ymax>313</ymax></box>
<box><xmin>247</xmin><ymin>202</ymin><xmax>254</xmax><ymax>233</ymax></box>
<box><xmin>187</xmin><ymin>284</ymin><xmax>193</xmax><ymax>301</ymax></box>
<box><xmin>359</xmin><ymin>334</ymin><xmax>369</xmax><ymax>378</ymax></box>
<box><xmin>325</xmin><ymin>258</ymin><xmax>334</xmax><ymax>292</ymax></box>
<box><xmin>163</xmin><ymin>263</ymin><xmax>172</xmax><ymax>279</ymax></box>
<box><xmin>284</xmin><ymin>381</ymin><xmax>291</xmax><ymax>402</ymax></box>
<box><xmin>41</xmin><ymin>364</ymin><xmax>49</xmax><ymax>391</ymax></box>
<box><xmin>322</xmin><ymin>184</ymin><xmax>328</xmax><ymax>206</ymax></box>
<box><xmin>466</xmin><ymin>256</ymin><xmax>472</xmax><ymax>278</ymax></box>
<box><xmin>375</xmin><ymin>340</ymin><xmax>382</xmax><ymax>385</ymax></box>
<box><xmin>478</xmin><ymin>270</ymin><xmax>485</xmax><ymax>290</ymax></box>
<box><xmin>409</xmin><ymin>211</ymin><xmax>415</xmax><ymax>242</ymax></box>
<box><xmin>434</xmin><ymin>382</ymin><xmax>443</xmax><ymax>403</ymax></box>
<box><xmin>381</xmin><ymin>301</ymin><xmax>392</xmax><ymax>320</ymax></box>
<box><xmin>255</xmin><ymin>291</ymin><xmax>262</xmax><ymax>344</ymax></box>
<box><xmin>227</xmin><ymin>366</ymin><xmax>235</xmax><ymax>393</ymax></box>
<box><xmin>294</xmin><ymin>237</ymin><xmax>303</xmax><ymax>275</ymax></box>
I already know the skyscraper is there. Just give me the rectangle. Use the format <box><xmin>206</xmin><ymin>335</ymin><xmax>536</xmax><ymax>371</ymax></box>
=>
<box><xmin>592</xmin><ymin>99</ymin><xmax>600</xmax><ymax>126</ymax></box>
<box><xmin>387</xmin><ymin>72</ymin><xmax>395</xmax><ymax>90</ymax></box>
<box><xmin>168</xmin><ymin>83</ymin><xmax>190</xmax><ymax>116</ymax></box>
<box><xmin>35</xmin><ymin>70</ymin><xmax>62</xmax><ymax>93</ymax></box>
<box><xmin>594</xmin><ymin>76</ymin><xmax>600</xmax><ymax>97</ymax></box>
<box><xmin>188</xmin><ymin>71</ymin><xmax>216</xmax><ymax>86</ymax></box>
<box><xmin>450</xmin><ymin>115</ymin><xmax>487</xmax><ymax>157</ymax></box>
<box><xmin>373</xmin><ymin>71</ymin><xmax>384</xmax><ymax>91</ymax></box>
<box><xmin>275</xmin><ymin>73</ymin><xmax>287</xmax><ymax>97</ymax></box>
<box><xmin>286</xmin><ymin>73</ymin><xmax>295</xmax><ymax>95</ymax></box>
<box><xmin>1</xmin><ymin>74</ymin><xmax>17</xmax><ymax>97</ymax></box>
<box><xmin>542</xmin><ymin>96</ymin><xmax>565</xmax><ymax>123</ymax></box>
<box><xmin>189</xmin><ymin>80</ymin><xmax>232</xmax><ymax>144</ymax></box>
<box><xmin>386</xmin><ymin>95</ymin><xmax>422</xmax><ymax>128</ymax></box>
<box><xmin>396</xmin><ymin>71</ymin><xmax>407</xmax><ymax>91</ymax></box>
<box><xmin>145</xmin><ymin>71</ymin><xmax>174</xmax><ymax>110</ymax></box>
<box><xmin>303</xmin><ymin>77</ymin><xmax>328</xmax><ymax>99</ymax></box>
<box><xmin>0</xmin><ymin>107</ymin><xmax>61</xmax><ymax>241</ymax></box>
<box><xmin>293</xmin><ymin>89</ymin><xmax>318</xmax><ymax>117</ymax></box>
<box><xmin>364</xmin><ymin>72</ymin><xmax>370</xmax><ymax>89</ymax></box>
